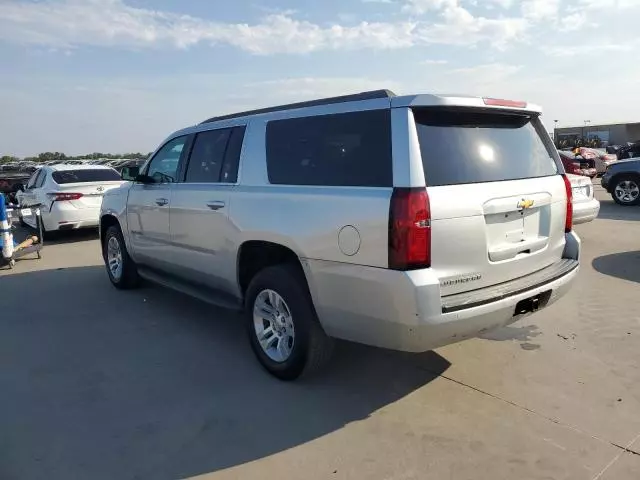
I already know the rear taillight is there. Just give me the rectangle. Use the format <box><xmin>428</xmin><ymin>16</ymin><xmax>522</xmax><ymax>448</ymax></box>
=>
<box><xmin>49</xmin><ymin>192</ymin><xmax>83</xmax><ymax>201</ymax></box>
<box><xmin>389</xmin><ymin>187</ymin><xmax>431</xmax><ymax>270</ymax></box>
<box><xmin>571</xmin><ymin>162</ymin><xmax>581</xmax><ymax>174</ymax></box>
<box><xmin>562</xmin><ymin>174</ymin><xmax>573</xmax><ymax>233</ymax></box>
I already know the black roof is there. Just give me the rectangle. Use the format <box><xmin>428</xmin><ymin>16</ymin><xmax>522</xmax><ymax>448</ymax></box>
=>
<box><xmin>200</xmin><ymin>89</ymin><xmax>396</xmax><ymax>124</ymax></box>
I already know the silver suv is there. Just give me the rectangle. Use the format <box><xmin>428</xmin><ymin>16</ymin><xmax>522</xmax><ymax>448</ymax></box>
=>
<box><xmin>100</xmin><ymin>90</ymin><xmax>580</xmax><ymax>380</ymax></box>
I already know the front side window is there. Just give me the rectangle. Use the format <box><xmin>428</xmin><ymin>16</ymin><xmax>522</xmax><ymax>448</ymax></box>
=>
<box><xmin>146</xmin><ymin>136</ymin><xmax>187</xmax><ymax>184</ymax></box>
<box><xmin>266</xmin><ymin>110</ymin><xmax>392</xmax><ymax>187</ymax></box>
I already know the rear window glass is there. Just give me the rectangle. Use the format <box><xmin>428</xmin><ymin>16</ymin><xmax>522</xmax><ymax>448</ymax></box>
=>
<box><xmin>266</xmin><ymin>110</ymin><xmax>392</xmax><ymax>187</ymax></box>
<box><xmin>413</xmin><ymin>109</ymin><xmax>558</xmax><ymax>186</ymax></box>
<box><xmin>52</xmin><ymin>169</ymin><xmax>121</xmax><ymax>184</ymax></box>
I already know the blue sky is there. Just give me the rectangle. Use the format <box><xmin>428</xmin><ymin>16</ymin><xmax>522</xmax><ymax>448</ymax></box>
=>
<box><xmin>1</xmin><ymin>0</ymin><xmax>639</xmax><ymax>156</ymax></box>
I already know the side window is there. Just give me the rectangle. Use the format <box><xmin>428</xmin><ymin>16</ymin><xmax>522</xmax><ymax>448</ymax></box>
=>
<box><xmin>35</xmin><ymin>171</ymin><xmax>47</xmax><ymax>188</ymax></box>
<box><xmin>146</xmin><ymin>136</ymin><xmax>187</xmax><ymax>184</ymax></box>
<box><xmin>184</xmin><ymin>129</ymin><xmax>231</xmax><ymax>183</ymax></box>
<box><xmin>265</xmin><ymin>110</ymin><xmax>392</xmax><ymax>187</ymax></box>
<box><xmin>26</xmin><ymin>170</ymin><xmax>41</xmax><ymax>189</ymax></box>
<box><xmin>220</xmin><ymin>126</ymin><xmax>246</xmax><ymax>183</ymax></box>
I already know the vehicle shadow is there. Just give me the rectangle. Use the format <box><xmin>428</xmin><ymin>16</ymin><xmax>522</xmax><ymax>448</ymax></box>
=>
<box><xmin>0</xmin><ymin>266</ymin><xmax>450</xmax><ymax>480</ymax></box>
<box><xmin>592</xmin><ymin>251</ymin><xmax>640</xmax><ymax>284</ymax></box>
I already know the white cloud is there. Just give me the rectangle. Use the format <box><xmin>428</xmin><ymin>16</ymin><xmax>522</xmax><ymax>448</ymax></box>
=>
<box><xmin>560</xmin><ymin>12</ymin><xmax>590</xmax><ymax>30</ymax></box>
<box><xmin>414</xmin><ymin>5</ymin><xmax>528</xmax><ymax>48</ymax></box>
<box><xmin>422</xmin><ymin>59</ymin><xmax>449</xmax><ymax>64</ymax></box>
<box><xmin>0</xmin><ymin>0</ymin><xmax>531</xmax><ymax>54</ymax></box>
<box><xmin>579</xmin><ymin>0</ymin><xmax>640</xmax><ymax>8</ymax></box>
<box><xmin>547</xmin><ymin>42</ymin><xmax>634</xmax><ymax>56</ymax></box>
<box><xmin>445</xmin><ymin>63</ymin><xmax>523</xmax><ymax>88</ymax></box>
<box><xmin>488</xmin><ymin>0</ymin><xmax>515</xmax><ymax>7</ymax></box>
<box><xmin>521</xmin><ymin>0</ymin><xmax>561</xmax><ymax>20</ymax></box>
<box><xmin>246</xmin><ymin>77</ymin><xmax>403</xmax><ymax>100</ymax></box>
<box><xmin>403</xmin><ymin>0</ymin><xmax>458</xmax><ymax>14</ymax></box>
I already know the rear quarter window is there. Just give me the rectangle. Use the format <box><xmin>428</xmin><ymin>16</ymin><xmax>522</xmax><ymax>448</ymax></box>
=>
<box><xmin>52</xmin><ymin>169</ymin><xmax>121</xmax><ymax>184</ymax></box>
<box><xmin>413</xmin><ymin>109</ymin><xmax>559</xmax><ymax>186</ymax></box>
<box><xmin>266</xmin><ymin>109</ymin><xmax>392</xmax><ymax>187</ymax></box>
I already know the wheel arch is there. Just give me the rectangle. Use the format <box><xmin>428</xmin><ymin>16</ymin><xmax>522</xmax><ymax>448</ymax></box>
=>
<box><xmin>236</xmin><ymin>240</ymin><xmax>313</xmax><ymax>303</ymax></box>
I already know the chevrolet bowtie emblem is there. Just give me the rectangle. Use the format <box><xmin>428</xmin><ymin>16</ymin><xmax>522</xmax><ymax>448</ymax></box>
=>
<box><xmin>517</xmin><ymin>199</ymin><xmax>534</xmax><ymax>210</ymax></box>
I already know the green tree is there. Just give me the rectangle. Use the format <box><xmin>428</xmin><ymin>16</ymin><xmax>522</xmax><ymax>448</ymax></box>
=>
<box><xmin>0</xmin><ymin>155</ymin><xmax>20</xmax><ymax>164</ymax></box>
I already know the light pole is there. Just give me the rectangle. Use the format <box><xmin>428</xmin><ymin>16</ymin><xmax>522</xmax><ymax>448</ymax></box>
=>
<box><xmin>584</xmin><ymin>120</ymin><xmax>591</xmax><ymax>142</ymax></box>
<box><xmin>554</xmin><ymin>119</ymin><xmax>558</xmax><ymax>143</ymax></box>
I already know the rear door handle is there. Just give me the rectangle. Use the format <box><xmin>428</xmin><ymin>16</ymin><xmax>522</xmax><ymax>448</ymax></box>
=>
<box><xmin>206</xmin><ymin>201</ymin><xmax>226</xmax><ymax>210</ymax></box>
<box><xmin>155</xmin><ymin>198</ymin><xmax>169</xmax><ymax>206</ymax></box>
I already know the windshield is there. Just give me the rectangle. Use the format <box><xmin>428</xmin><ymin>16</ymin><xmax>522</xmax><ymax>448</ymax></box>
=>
<box><xmin>413</xmin><ymin>108</ymin><xmax>559</xmax><ymax>186</ymax></box>
<box><xmin>52</xmin><ymin>169</ymin><xmax>121</xmax><ymax>184</ymax></box>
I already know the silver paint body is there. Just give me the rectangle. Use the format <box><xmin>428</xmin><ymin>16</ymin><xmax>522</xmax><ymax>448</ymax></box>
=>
<box><xmin>101</xmin><ymin>93</ymin><xmax>580</xmax><ymax>352</ymax></box>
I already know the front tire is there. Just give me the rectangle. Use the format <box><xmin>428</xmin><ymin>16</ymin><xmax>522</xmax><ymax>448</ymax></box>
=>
<box><xmin>103</xmin><ymin>225</ymin><xmax>140</xmax><ymax>289</ymax></box>
<box><xmin>245</xmin><ymin>264</ymin><xmax>334</xmax><ymax>380</ymax></box>
<box><xmin>611</xmin><ymin>175</ymin><xmax>640</xmax><ymax>206</ymax></box>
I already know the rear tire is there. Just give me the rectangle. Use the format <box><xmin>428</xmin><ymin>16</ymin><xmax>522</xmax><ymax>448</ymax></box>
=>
<box><xmin>103</xmin><ymin>225</ymin><xmax>140</xmax><ymax>289</ymax></box>
<box><xmin>245</xmin><ymin>264</ymin><xmax>334</xmax><ymax>380</ymax></box>
<box><xmin>611</xmin><ymin>175</ymin><xmax>640</xmax><ymax>206</ymax></box>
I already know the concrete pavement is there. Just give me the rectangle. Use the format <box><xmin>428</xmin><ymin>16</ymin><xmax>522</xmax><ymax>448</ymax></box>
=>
<box><xmin>1</xmin><ymin>187</ymin><xmax>639</xmax><ymax>480</ymax></box>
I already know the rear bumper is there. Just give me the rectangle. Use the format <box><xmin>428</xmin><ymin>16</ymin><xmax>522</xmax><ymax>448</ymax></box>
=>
<box><xmin>573</xmin><ymin>198</ymin><xmax>600</xmax><ymax>225</ymax></box>
<box><xmin>306</xmin><ymin>232</ymin><xmax>580</xmax><ymax>353</ymax></box>
<box><xmin>43</xmin><ymin>204</ymin><xmax>100</xmax><ymax>231</ymax></box>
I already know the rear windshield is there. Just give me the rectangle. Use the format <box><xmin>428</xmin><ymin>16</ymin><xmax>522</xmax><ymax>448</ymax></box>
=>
<box><xmin>52</xmin><ymin>169</ymin><xmax>121</xmax><ymax>184</ymax></box>
<box><xmin>413</xmin><ymin>109</ymin><xmax>558</xmax><ymax>186</ymax></box>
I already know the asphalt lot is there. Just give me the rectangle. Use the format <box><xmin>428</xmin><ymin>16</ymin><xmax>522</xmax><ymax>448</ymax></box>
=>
<box><xmin>1</xmin><ymin>186</ymin><xmax>639</xmax><ymax>480</ymax></box>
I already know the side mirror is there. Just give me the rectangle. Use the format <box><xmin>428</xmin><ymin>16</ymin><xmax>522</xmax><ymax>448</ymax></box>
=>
<box><xmin>121</xmin><ymin>166</ymin><xmax>140</xmax><ymax>181</ymax></box>
<box><xmin>134</xmin><ymin>174</ymin><xmax>155</xmax><ymax>184</ymax></box>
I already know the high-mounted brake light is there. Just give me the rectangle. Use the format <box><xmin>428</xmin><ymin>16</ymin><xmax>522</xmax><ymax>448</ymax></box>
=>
<box><xmin>389</xmin><ymin>187</ymin><xmax>431</xmax><ymax>270</ymax></box>
<box><xmin>562</xmin><ymin>174</ymin><xmax>573</xmax><ymax>233</ymax></box>
<box><xmin>483</xmin><ymin>98</ymin><xmax>528</xmax><ymax>109</ymax></box>
<box><xmin>49</xmin><ymin>192</ymin><xmax>83</xmax><ymax>201</ymax></box>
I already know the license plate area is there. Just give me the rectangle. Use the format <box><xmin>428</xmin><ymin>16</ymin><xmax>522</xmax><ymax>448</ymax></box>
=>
<box><xmin>514</xmin><ymin>290</ymin><xmax>552</xmax><ymax>316</ymax></box>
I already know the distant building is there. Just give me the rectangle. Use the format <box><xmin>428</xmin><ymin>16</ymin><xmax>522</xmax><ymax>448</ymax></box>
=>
<box><xmin>554</xmin><ymin>121</ymin><xmax>640</xmax><ymax>146</ymax></box>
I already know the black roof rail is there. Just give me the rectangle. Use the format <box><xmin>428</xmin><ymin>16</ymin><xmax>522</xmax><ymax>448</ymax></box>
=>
<box><xmin>199</xmin><ymin>89</ymin><xmax>396</xmax><ymax>124</ymax></box>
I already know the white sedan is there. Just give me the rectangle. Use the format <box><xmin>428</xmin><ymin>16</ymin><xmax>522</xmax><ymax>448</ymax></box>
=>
<box><xmin>568</xmin><ymin>174</ymin><xmax>600</xmax><ymax>225</ymax></box>
<box><xmin>16</xmin><ymin>164</ymin><xmax>124</xmax><ymax>233</ymax></box>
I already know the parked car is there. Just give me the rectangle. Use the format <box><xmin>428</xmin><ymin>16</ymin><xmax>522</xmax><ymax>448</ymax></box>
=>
<box><xmin>567</xmin><ymin>174</ymin><xmax>599</xmax><ymax>224</ymax></box>
<box><xmin>613</xmin><ymin>142</ymin><xmax>640</xmax><ymax>160</ymax></box>
<box><xmin>100</xmin><ymin>90</ymin><xmax>580</xmax><ymax>380</ymax></box>
<box><xmin>111</xmin><ymin>158</ymin><xmax>146</xmax><ymax>174</ymax></box>
<box><xmin>0</xmin><ymin>169</ymin><xmax>33</xmax><ymax>205</ymax></box>
<box><xmin>570</xmin><ymin>147</ymin><xmax>616</xmax><ymax>176</ymax></box>
<box><xmin>601</xmin><ymin>159</ymin><xmax>640</xmax><ymax>206</ymax></box>
<box><xmin>558</xmin><ymin>150</ymin><xmax>597</xmax><ymax>177</ymax></box>
<box><xmin>16</xmin><ymin>164</ymin><xmax>124</xmax><ymax>233</ymax></box>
